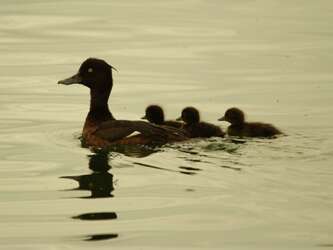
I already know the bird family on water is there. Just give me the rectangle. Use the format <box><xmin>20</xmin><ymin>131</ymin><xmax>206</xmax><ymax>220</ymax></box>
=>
<box><xmin>58</xmin><ymin>58</ymin><xmax>282</xmax><ymax>148</ymax></box>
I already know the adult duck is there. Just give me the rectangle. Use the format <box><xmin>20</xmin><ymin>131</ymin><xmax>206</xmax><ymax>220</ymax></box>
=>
<box><xmin>58</xmin><ymin>58</ymin><xmax>188</xmax><ymax>147</ymax></box>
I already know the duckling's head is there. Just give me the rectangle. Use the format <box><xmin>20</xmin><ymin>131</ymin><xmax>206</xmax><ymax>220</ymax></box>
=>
<box><xmin>178</xmin><ymin>107</ymin><xmax>200</xmax><ymax>125</ymax></box>
<box><xmin>58</xmin><ymin>58</ymin><xmax>116</xmax><ymax>91</ymax></box>
<box><xmin>219</xmin><ymin>107</ymin><xmax>245</xmax><ymax>125</ymax></box>
<box><xmin>142</xmin><ymin>105</ymin><xmax>165</xmax><ymax>125</ymax></box>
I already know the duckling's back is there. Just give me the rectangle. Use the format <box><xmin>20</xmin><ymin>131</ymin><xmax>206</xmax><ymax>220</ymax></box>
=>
<box><xmin>229</xmin><ymin>122</ymin><xmax>281</xmax><ymax>138</ymax></box>
<box><xmin>247</xmin><ymin>122</ymin><xmax>281</xmax><ymax>137</ymax></box>
<box><xmin>185</xmin><ymin>122</ymin><xmax>225</xmax><ymax>138</ymax></box>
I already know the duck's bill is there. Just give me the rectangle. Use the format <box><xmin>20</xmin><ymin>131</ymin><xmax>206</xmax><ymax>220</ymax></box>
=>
<box><xmin>218</xmin><ymin>116</ymin><xmax>225</xmax><ymax>121</ymax></box>
<box><xmin>58</xmin><ymin>73</ymin><xmax>82</xmax><ymax>85</ymax></box>
<box><xmin>176</xmin><ymin>117</ymin><xmax>182</xmax><ymax>121</ymax></box>
<box><xmin>141</xmin><ymin>115</ymin><xmax>147</xmax><ymax>120</ymax></box>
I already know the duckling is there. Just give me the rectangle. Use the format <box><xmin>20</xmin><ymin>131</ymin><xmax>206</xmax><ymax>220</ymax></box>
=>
<box><xmin>177</xmin><ymin>107</ymin><xmax>225</xmax><ymax>138</ymax></box>
<box><xmin>58</xmin><ymin>58</ymin><xmax>189</xmax><ymax>147</ymax></box>
<box><xmin>218</xmin><ymin>107</ymin><xmax>282</xmax><ymax>138</ymax></box>
<box><xmin>142</xmin><ymin>105</ymin><xmax>183</xmax><ymax>128</ymax></box>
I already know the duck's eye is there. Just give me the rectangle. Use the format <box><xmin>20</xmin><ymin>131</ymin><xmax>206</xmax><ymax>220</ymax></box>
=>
<box><xmin>88</xmin><ymin>68</ymin><xmax>94</xmax><ymax>73</ymax></box>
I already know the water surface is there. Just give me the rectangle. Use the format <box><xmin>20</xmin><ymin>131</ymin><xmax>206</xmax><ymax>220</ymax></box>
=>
<box><xmin>0</xmin><ymin>1</ymin><xmax>333</xmax><ymax>249</ymax></box>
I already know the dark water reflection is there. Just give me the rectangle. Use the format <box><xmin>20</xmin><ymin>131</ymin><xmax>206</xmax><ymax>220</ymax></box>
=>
<box><xmin>106</xmin><ymin>144</ymin><xmax>159</xmax><ymax>158</ymax></box>
<box><xmin>171</xmin><ymin>139</ymin><xmax>244</xmax><ymax>172</ymax></box>
<box><xmin>62</xmin><ymin>151</ymin><xmax>119</xmax><ymax>241</ymax></box>
<box><xmin>58</xmin><ymin>140</ymin><xmax>244</xmax><ymax>243</ymax></box>
<box><xmin>60</xmin><ymin>140</ymin><xmax>243</xmax><ymax>200</ymax></box>
<box><xmin>84</xmin><ymin>233</ymin><xmax>119</xmax><ymax>241</ymax></box>
<box><xmin>60</xmin><ymin>151</ymin><xmax>114</xmax><ymax>198</ymax></box>
<box><xmin>73</xmin><ymin>212</ymin><xmax>117</xmax><ymax>221</ymax></box>
<box><xmin>81</xmin><ymin>136</ymin><xmax>159</xmax><ymax>158</ymax></box>
<box><xmin>133</xmin><ymin>162</ymin><xmax>199</xmax><ymax>175</ymax></box>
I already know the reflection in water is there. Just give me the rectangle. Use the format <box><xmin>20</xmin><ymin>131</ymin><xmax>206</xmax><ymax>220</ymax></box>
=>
<box><xmin>202</xmin><ymin>140</ymin><xmax>242</xmax><ymax>153</ymax></box>
<box><xmin>107</xmin><ymin>144</ymin><xmax>159</xmax><ymax>157</ymax></box>
<box><xmin>60</xmin><ymin>151</ymin><xmax>114</xmax><ymax>198</ymax></box>
<box><xmin>84</xmin><ymin>233</ymin><xmax>119</xmax><ymax>241</ymax></box>
<box><xmin>80</xmin><ymin>135</ymin><xmax>159</xmax><ymax>157</ymax></box>
<box><xmin>179</xmin><ymin>166</ymin><xmax>202</xmax><ymax>171</ymax></box>
<box><xmin>219</xmin><ymin>165</ymin><xmax>242</xmax><ymax>171</ymax></box>
<box><xmin>73</xmin><ymin>212</ymin><xmax>117</xmax><ymax>221</ymax></box>
<box><xmin>171</xmin><ymin>140</ymin><xmax>244</xmax><ymax>172</ymax></box>
<box><xmin>133</xmin><ymin>162</ymin><xmax>198</xmax><ymax>175</ymax></box>
<box><xmin>61</xmin><ymin>151</ymin><xmax>119</xmax><ymax>241</ymax></box>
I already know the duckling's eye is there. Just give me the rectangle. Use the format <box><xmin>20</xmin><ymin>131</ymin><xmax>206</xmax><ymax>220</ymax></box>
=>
<box><xmin>88</xmin><ymin>68</ymin><xmax>94</xmax><ymax>73</ymax></box>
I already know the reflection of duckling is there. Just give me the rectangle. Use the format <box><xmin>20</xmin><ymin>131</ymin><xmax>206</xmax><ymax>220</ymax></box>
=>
<box><xmin>218</xmin><ymin>107</ymin><xmax>282</xmax><ymax>138</ymax></box>
<box><xmin>58</xmin><ymin>58</ymin><xmax>189</xmax><ymax>147</ymax></box>
<box><xmin>142</xmin><ymin>105</ymin><xmax>183</xmax><ymax>128</ymax></box>
<box><xmin>177</xmin><ymin>107</ymin><xmax>225</xmax><ymax>138</ymax></box>
<box><xmin>61</xmin><ymin>151</ymin><xmax>114</xmax><ymax>198</ymax></box>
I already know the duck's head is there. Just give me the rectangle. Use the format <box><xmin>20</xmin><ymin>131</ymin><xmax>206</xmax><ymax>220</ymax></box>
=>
<box><xmin>219</xmin><ymin>107</ymin><xmax>245</xmax><ymax>125</ymax></box>
<box><xmin>58</xmin><ymin>58</ymin><xmax>116</xmax><ymax>91</ymax></box>
<box><xmin>142</xmin><ymin>105</ymin><xmax>165</xmax><ymax>125</ymax></box>
<box><xmin>177</xmin><ymin>107</ymin><xmax>200</xmax><ymax>125</ymax></box>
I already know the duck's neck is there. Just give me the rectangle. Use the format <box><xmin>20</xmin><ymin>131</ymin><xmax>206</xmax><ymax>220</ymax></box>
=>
<box><xmin>87</xmin><ymin>88</ymin><xmax>115</xmax><ymax>122</ymax></box>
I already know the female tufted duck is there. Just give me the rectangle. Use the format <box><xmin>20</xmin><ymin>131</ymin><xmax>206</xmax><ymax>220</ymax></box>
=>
<box><xmin>177</xmin><ymin>107</ymin><xmax>225</xmax><ymax>138</ymax></box>
<box><xmin>218</xmin><ymin>107</ymin><xmax>282</xmax><ymax>138</ymax></box>
<box><xmin>58</xmin><ymin>58</ymin><xmax>189</xmax><ymax>147</ymax></box>
<box><xmin>142</xmin><ymin>105</ymin><xmax>183</xmax><ymax>128</ymax></box>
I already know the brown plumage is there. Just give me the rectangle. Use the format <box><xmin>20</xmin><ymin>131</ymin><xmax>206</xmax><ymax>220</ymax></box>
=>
<box><xmin>58</xmin><ymin>58</ymin><xmax>189</xmax><ymax>147</ymax></box>
<box><xmin>142</xmin><ymin>105</ymin><xmax>183</xmax><ymax>128</ymax></box>
<box><xmin>178</xmin><ymin>107</ymin><xmax>225</xmax><ymax>138</ymax></box>
<box><xmin>218</xmin><ymin>107</ymin><xmax>282</xmax><ymax>138</ymax></box>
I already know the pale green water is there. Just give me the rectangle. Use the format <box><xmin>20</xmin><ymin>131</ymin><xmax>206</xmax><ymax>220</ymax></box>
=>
<box><xmin>0</xmin><ymin>0</ymin><xmax>333</xmax><ymax>249</ymax></box>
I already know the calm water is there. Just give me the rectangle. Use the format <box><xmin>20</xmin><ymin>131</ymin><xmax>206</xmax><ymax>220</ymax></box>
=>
<box><xmin>0</xmin><ymin>1</ymin><xmax>333</xmax><ymax>249</ymax></box>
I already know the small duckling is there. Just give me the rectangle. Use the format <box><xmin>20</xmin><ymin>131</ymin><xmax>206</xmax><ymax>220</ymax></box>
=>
<box><xmin>218</xmin><ymin>107</ymin><xmax>282</xmax><ymax>138</ymax></box>
<box><xmin>177</xmin><ymin>107</ymin><xmax>225</xmax><ymax>138</ymax></box>
<box><xmin>142</xmin><ymin>105</ymin><xmax>183</xmax><ymax>128</ymax></box>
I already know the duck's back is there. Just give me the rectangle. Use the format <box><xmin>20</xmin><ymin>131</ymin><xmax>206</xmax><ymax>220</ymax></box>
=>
<box><xmin>82</xmin><ymin>118</ymin><xmax>189</xmax><ymax>147</ymax></box>
<box><xmin>185</xmin><ymin>122</ymin><xmax>225</xmax><ymax>138</ymax></box>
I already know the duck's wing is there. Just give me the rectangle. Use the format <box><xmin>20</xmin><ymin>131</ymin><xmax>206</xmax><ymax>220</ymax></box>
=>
<box><xmin>94</xmin><ymin>120</ymin><xmax>188</xmax><ymax>143</ymax></box>
<box><xmin>94</xmin><ymin>120</ymin><xmax>137</xmax><ymax>142</ymax></box>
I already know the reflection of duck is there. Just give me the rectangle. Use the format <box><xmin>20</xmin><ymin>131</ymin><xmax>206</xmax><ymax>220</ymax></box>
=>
<box><xmin>218</xmin><ymin>107</ymin><xmax>282</xmax><ymax>138</ymax></box>
<box><xmin>61</xmin><ymin>151</ymin><xmax>114</xmax><ymax>198</ymax></box>
<box><xmin>73</xmin><ymin>212</ymin><xmax>117</xmax><ymax>221</ymax></box>
<box><xmin>177</xmin><ymin>107</ymin><xmax>225</xmax><ymax>138</ymax></box>
<box><xmin>58</xmin><ymin>58</ymin><xmax>188</xmax><ymax>148</ymax></box>
<box><xmin>84</xmin><ymin>234</ymin><xmax>118</xmax><ymax>241</ymax></box>
<box><xmin>142</xmin><ymin>105</ymin><xmax>183</xmax><ymax>128</ymax></box>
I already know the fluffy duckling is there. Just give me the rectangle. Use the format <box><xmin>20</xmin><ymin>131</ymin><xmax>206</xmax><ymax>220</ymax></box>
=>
<box><xmin>218</xmin><ymin>107</ymin><xmax>282</xmax><ymax>138</ymax></box>
<box><xmin>142</xmin><ymin>105</ymin><xmax>183</xmax><ymax>128</ymax></box>
<box><xmin>178</xmin><ymin>107</ymin><xmax>225</xmax><ymax>138</ymax></box>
